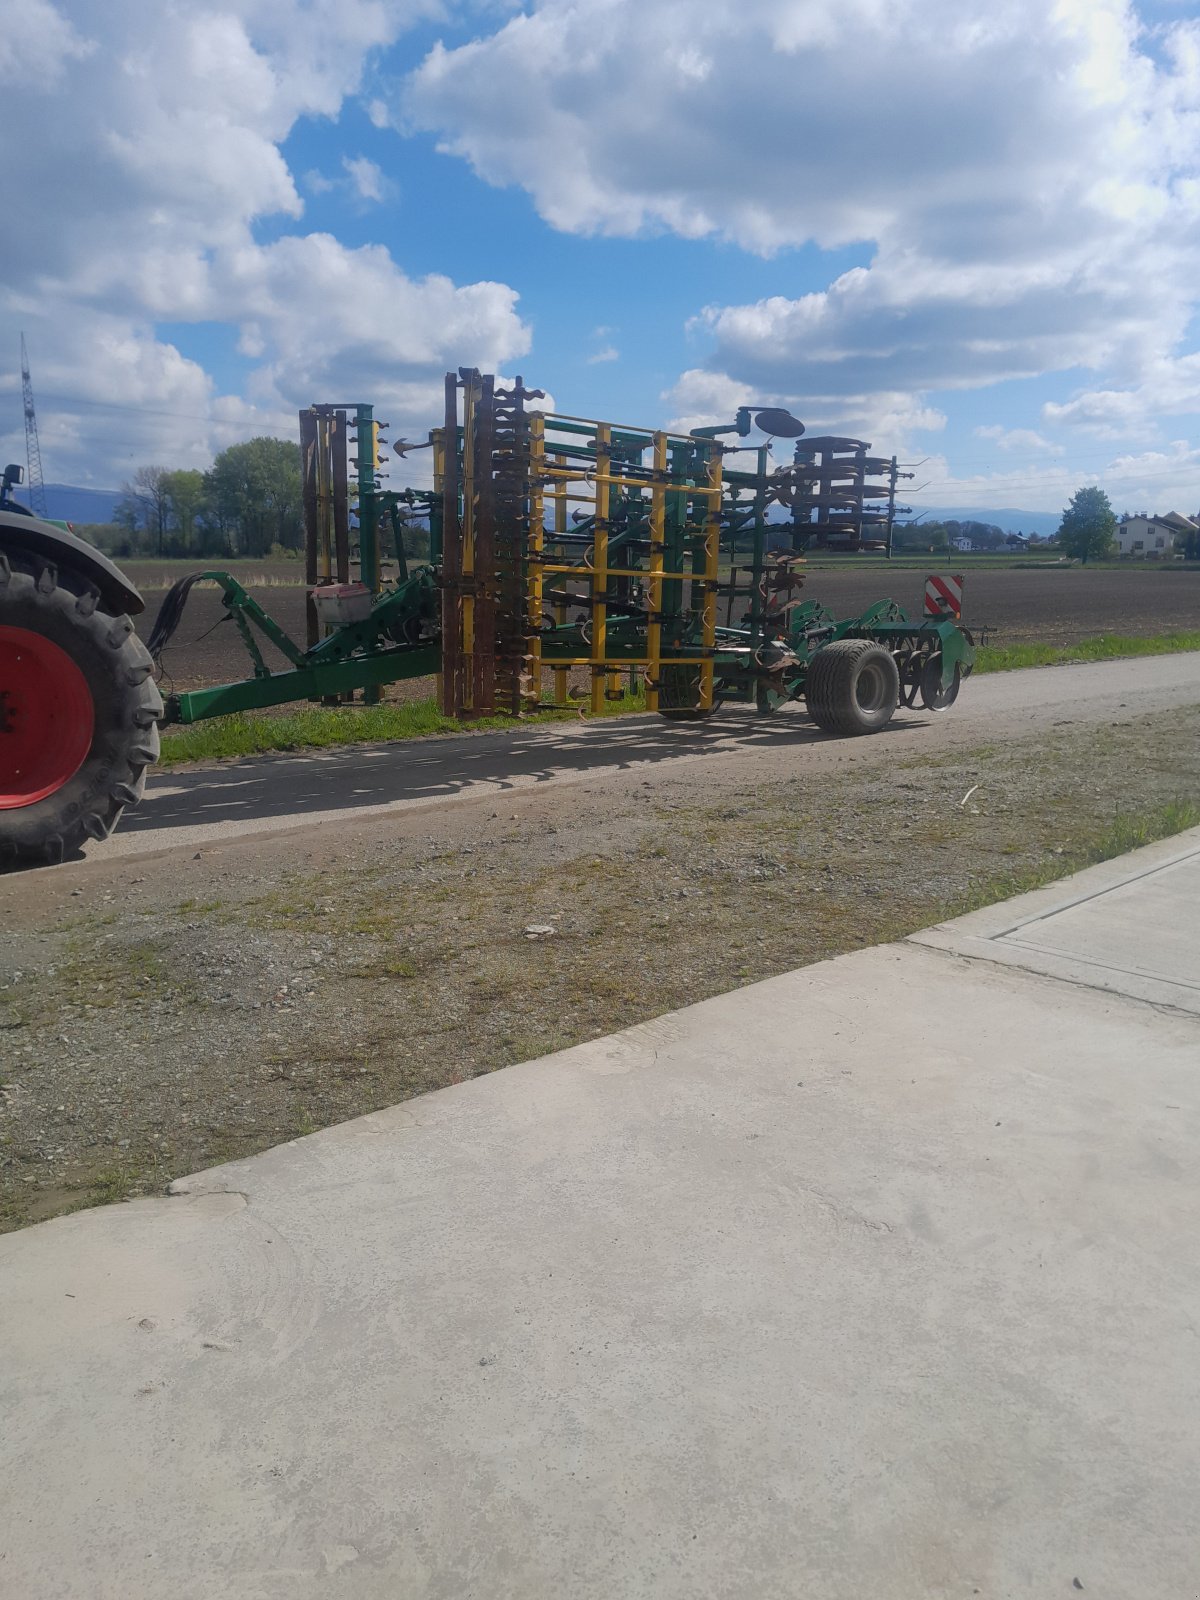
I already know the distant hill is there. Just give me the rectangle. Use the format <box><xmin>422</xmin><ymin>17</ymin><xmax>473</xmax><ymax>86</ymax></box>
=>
<box><xmin>7</xmin><ymin>483</ymin><xmax>123</xmax><ymax>524</ymax></box>
<box><xmin>917</xmin><ymin>506</ymin><xmax>1061</xmax><ymax>538</ymax></box>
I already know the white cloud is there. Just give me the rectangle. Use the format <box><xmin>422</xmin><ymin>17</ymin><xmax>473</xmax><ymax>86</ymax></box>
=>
<box><xmin>342</xmin><ymin>154</ymin><xmax>390</xmax><ymax>204</ymax></box>
<box><xmin>975</xmin><ymin>425</ymin><xmax>1065</xmax><ymax>455</ymax></box>
<box><xmin>910</xmin><ymin>440</ymin><xmax>1200</xmax><ymax>515</ymax></box>
<box><xmin>665</xmin><ymin>368</ymin><xmax>946</xmax><ymax>448</ymax></box>
<box><xmin>0</xmin><ymin>0</ymin><xmax>525</xmax><ymax>486</ymax></box>
<box><xmin>0</xmin><ymin>0</ymin><xmax>94</xmax><ymax>81</ymax></box>
<box><xmin>405</xmin><ymin>0</ymin><xmax>1200</xmax><ymax>460</ymax></box>
<box><xmin>1043</xmin><ymin>352</ymin><xmax>1200</xmax><ymax>438</ymax></box>
<box><xmin>406</xmin><ymin>0</ymin><xmax>1196</xmax><ymax>254</ymax></box>
<box><xmin>661</xmin><ymin>368</ymin><xmax>752</xmax><ymax>437</ymax></box>
<box><xmin>216</xmin><ymin>234</ymin><xmax>528</xmax><ymax>406</ymax></box>
<box><xmin>587</xmin><ymin>345</ymin><xmax>619</xmax><ymax>364</ymax></box>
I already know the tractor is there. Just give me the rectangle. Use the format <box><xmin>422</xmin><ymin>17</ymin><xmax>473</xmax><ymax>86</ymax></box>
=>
<box><xmin>0</xmin><ymin>464</ymin><xmax>161</xmax><ymax>867</ymax></box>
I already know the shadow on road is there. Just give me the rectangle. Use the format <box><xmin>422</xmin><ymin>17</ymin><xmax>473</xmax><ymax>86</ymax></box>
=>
<box><xmin>129</xmin><ymin>706</ymin><xmax>933</xmax><ymax>836</ymax></box>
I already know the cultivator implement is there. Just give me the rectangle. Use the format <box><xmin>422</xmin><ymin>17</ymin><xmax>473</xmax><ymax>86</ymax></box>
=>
<box><xmin>143</xmin><ymin>369</ymin><xmax>973</xmax><ymax>734</ymax></box>
<box><xmin>440</xmin><ymin>376</ymin><xmax>726</xmax><ymax>719</ymax></box>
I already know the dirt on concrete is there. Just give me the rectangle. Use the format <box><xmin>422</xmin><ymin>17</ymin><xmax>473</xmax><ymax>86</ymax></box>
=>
<box><xmin>2</xmin><ymin>698</ymin><xmax>1198</xmax><ymax>1231</ymax></box>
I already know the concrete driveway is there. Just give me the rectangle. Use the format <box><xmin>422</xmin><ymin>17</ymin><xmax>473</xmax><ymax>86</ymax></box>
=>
<box><xmin>2</xmin><ymin>829</ymin><xmax>1198</xmax><ymax>1599</ymax></box>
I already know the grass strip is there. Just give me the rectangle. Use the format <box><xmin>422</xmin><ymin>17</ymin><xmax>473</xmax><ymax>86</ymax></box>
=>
<box><xmin>159</xmin><ymin>699</ymin><xmax>564</xmax><ymax>765</ymax></box>
<box><xmin>973</xmin><ymin>630</ymin><xmax>1200</xmax><ymax>673</ymax></box>
<box><xmin>158</xmin><ymin>687</ymin><xmax>646</xmax><ymax>766</ymax></box>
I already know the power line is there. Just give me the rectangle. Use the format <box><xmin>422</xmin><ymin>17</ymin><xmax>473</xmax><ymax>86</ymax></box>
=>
<box><xmin>902</xmin><ymin>439</ymin><xmax>1200</xmax><ymax>473</ymax></box>
<box><xmin>2</xmin><ymin>390</ymin><xmax>281</xmax><ymax>426</ymax></box>
<box><xmin>910</xmin><ymin>456</ymin><xmax>1200</xmax><ymax>483</ymax></box>
<box><xmin>913</xmin><ymin>459</ymin><xmax>1200</xmax><ymax>494</ymax></box>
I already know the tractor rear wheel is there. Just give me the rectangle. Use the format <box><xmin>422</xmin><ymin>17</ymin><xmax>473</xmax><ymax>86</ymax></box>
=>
<box><xmin>0</xmin><ymin>554</ymin><xmax>161</xmax><ymax>869</ymax></box>
<box><xmin>806</xmin><ymin>639</ymin><xmax>899</xmax><ymax>736</ymax></box>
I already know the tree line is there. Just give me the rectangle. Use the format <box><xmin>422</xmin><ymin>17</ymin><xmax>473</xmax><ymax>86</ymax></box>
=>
<box><xmin>892</xmin><ymin>518</ymin><xmax>1015</xmax><ymax>553</ymax></box>
<box><xmin>900</xmin><ymin>488</ymin><xmax>1199</xmax><ymax>564</ymax></box>
<box><xmin>99</xmin><ymin>437</ymin><xmax>303</xmax><ymax>559</ymax></box>
<box><xmin>81</xmin><ymin>460</ymin><xmax>1198</xmax><ymax>568</ymax></box>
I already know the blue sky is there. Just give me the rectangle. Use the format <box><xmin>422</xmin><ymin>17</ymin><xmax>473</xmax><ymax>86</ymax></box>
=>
<box><xmin>2</xmin><ymin>0</ymin><xmax>1199</xmax><ymax>517</ymax></box>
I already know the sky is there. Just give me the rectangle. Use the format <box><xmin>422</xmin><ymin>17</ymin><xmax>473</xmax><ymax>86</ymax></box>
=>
<box><xmin>1</xmin><ymin>0</ymin><xmax>1199</xmax><ymax>518</ymax></box>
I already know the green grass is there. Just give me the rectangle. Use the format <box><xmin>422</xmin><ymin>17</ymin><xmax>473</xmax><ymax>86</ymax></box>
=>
<box><xmin>159</xmin><ymin>699</ymin><xmax>548</xmax><ymax>765</ymax></box>
<box><xmin>806</xmin><ymin>553</ymin><xmax>1200</xmax><ymax>571</ymax></box>
<box><xmin>158</xmin><ymin>686</ymin><xmax>646</xmax><ymax>766</ymax></box>
<box><xmin>156</xmin><ymin>631</ymin><xmax>1199</xmax><ymax>766</ymax></box>
<box><xmin>804</xmin><ymin>551</ymin><xmax>1067</xmax><ymax>569</ymax></box>
<box><xmin>973</xmin><ymin>630</ymin><xmax>1200</xmax><ymax>674</ymax></box>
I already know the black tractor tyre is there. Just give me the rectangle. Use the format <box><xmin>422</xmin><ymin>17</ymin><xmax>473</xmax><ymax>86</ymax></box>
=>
<box><xmin>655</xmin><ymin>663</ymin><xmax>712</xmax><ymax>721</ymax></box>
<box><xmin>805</xmin><ymin>639</ymin><xmax>900</xmax><ymax>736</ymax></box>
<box><xmin>0</xmin><ymin>555</ymin><xmax>161</xmax><ymax>869</ymax></box>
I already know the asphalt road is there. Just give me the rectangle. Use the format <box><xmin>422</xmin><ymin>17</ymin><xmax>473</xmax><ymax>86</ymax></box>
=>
<box><xmin>85</xmin><ymin>655</ymin><xmax>1200</xmax><ymax>863</ymax></box>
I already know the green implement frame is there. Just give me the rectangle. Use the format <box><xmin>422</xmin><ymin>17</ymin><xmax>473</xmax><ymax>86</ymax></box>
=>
<box><xmin>148</xmin><ymin>374</ymin><xmax>974</xmax><ymax>732</ymax></box>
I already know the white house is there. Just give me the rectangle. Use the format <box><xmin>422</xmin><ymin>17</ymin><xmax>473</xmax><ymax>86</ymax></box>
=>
<box><xmin>1115</xmin><ymin>513</ymin><xmax>1194</xmax><ymax>556</ymax></box>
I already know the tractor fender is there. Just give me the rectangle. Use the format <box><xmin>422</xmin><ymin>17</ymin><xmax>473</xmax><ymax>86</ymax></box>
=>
<box><xmin>0</xmin><ymin>508</ymin><xmax>145</xmax><ymax>615</ymax></box>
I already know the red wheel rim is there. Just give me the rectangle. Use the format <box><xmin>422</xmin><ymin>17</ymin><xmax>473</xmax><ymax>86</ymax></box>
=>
<box><xmin>0</xmin><ymin>626</ymin><xmax>95</xmax><ymax>809</ymax></box>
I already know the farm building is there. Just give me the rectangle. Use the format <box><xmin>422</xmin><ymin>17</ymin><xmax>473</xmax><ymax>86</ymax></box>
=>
<box><xmin>1115</xmin><ymin>512</ymin><xmax>1197</xmax><ymax>556</ymax></box>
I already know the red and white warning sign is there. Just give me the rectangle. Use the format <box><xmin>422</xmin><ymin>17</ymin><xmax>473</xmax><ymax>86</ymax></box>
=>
<box><xmin>923</xmin><ymin>573</ymin><xmax>964</xmax><ymax>619</ymax></box>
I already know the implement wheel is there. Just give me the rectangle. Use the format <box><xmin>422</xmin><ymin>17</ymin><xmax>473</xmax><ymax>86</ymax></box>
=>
<box><xmin>919</xmin><ymin>652</ymin><xmax>961</xmax><ymax>711</ymax></box>
<box><xmin>656</xmin><ymin>664</ymin><xmax>711</xmax><ymax>721</ymax></box>
<box><xmin>0</xmin><ymin>555</ymin><xmax>161</xmax><ymax>868</ymax></box>
<box><xmin>806</xmin><ymin>639</ymin><xmax>899</xmax><ymax>736</ymax></box>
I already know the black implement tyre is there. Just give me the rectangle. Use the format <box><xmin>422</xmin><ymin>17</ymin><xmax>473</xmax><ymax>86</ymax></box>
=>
<box><xmin>0</xmin><ymin>554</ymin><xmax>161</xmax><ymax>869</ymax></box>
<box><xmin>656</xmin><ymin>663</ymin><xmax>711</xmax><ymax>721</ymax></box>
<box><xmin>805</xmin><ymin>639</ymin><xmax>899</xmax><ymax>736</ymax></box>
<box><xmin>919</xmin><ymin>652</ymin><xmax>961</xmax><ymax>711</ymax></box>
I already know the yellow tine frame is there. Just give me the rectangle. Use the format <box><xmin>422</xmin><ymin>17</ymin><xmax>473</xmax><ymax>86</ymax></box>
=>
<box><xmin>460</xmin><ymin>373</ymin><xmax>479</xmax><ymax>712</ymax></box>
<box><xmin>431</xmin><ymin>426</ymin><xmax>445</xmax><ymax>707</ymax></box>
<box><xmin>645</xmin><ymin>431</ymin><xmax>667</xmax><ymax>713</ymax></box>
<box><xmin>551</xmin><ymin>453</ymin><xmax>569</xmax><ymax>705</ymax></box>
<box><xmin>315</xmin><ymin>413</ymin><xmax>332</xmax><ymax>585</ymax></box>
<box><xmin>590</xmin><ymin>423</ymin><xmax>611</xmax><ymax>713</ymax></box>
<box><xmin>527</xmin><ymin>414</ymin><xmax>545</xmax><ymax>707</ymax></box>
<box><xmin>699</xmin><ymin>442</ymin><xmax>723</xmax><ymax>710</ymax></box>
<box><xmin>537</xmin><ymin>465</ymin><xmax>721</xmax><ymax>499</ymax></box>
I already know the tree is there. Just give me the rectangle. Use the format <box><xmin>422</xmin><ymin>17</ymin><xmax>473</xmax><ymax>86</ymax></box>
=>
<box><xmin>112</xmin><ymin>495</ymin><xmax>144</xmax><ymax>547</ymax></box>
<box><xmin>204</xmin><ymin>437</ymin><xmax>302</xmax><ymax>556</ymax></box>
<box><xmin>160</xmin><ymin>468</ymin><xmax>206</xmax><ymax>553</ymax></box>
<box><xmin>123</xmin><ymin>465</ymin><xmax>172</xmax><ymax>556</ymax></box>
<box><xmin>1058</xmin><ymin>486</ymin><xmax>1116</xmax><ymax>564</ymax></box>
